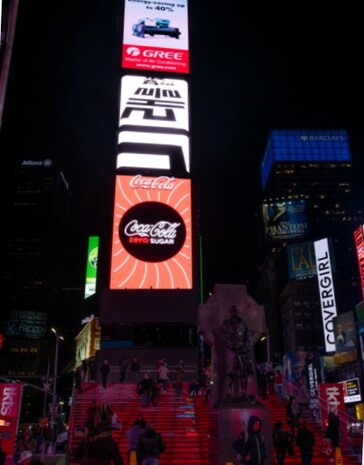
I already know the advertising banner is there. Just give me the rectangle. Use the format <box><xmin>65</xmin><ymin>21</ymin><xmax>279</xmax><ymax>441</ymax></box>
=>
<box><xmin>287</xmin><ymin>241</ymin><xmax>316</xmax><ymax>280</ymax></box>
<box><xmin>354</xmin><ymin>225</ymin><xmax>364</xmax><ymax>300</ymax></box>
<box><xmin>262</xmin><ymin>199</ymin><xmax>308</xmax><ymax>241</ymax></box>
<box><xmin>122</xmin><ymin>0</ymin><xmax>189</xmax><ymax>74</ymax></box>
<box><xmin>6</xmin><ymin>310</ymin><xmax>47</xmax><ymax>339</ymax></box>
<box><xmin>333</xmin><ymin>311</ymin><xmax>358</xmax><ymax>363</ymax></box>
<box><xmin>84</xmin><ymin>236</ymin><xmax>99</xmax><ymax>299</ymax></box>
<box><xmin>117</xmin><ymin>75</ymin><xmax>189</xmax><ymax>174</ymax></box>
<box><xmin>0</xmin><ymin>383</ymin><xmax>22</xmax><ymax>455</ymax></box>
<box><xmin>314</xmin><ymin>238</ymin><xmax>338</xmax><ymax>353</ymax></box>
<box><xmin>318</xmin><ymin>382</ymin><xmax>347</xmax><ymax>442</ymax></box>
<box><xmin>110</xmin><ymin>175</ymin><xmax>192</xmax><ymax>290</ymax></box>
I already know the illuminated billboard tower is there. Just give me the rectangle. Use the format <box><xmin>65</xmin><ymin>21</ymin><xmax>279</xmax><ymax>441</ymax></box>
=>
<box><xmin>256</xmin><ymin>130</ymin><xmax>364</xmax><ymax>358</ymax></box>
<box><xmin>98</xmin><ymin>1</ymin><xmax>196</xmax><ymax>366</ymax></box>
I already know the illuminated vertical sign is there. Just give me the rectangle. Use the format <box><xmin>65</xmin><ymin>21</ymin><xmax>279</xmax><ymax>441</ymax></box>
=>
<box><xmin>314</xmin><ymin>238</ymin><xmax>338</xmax><ymax>352</ymax></box>
<box><xmin>0</xmin><ymin>383</ymin><xmax>22</xmax><ymax>455</ymax></box>
<box><xmin>122</xmin><ymin>0</ymin><xmax>189</xmax><ymax>74</ymax></box>
<box><xmin>110</xmin><ymin>174</ymin><xmax>192</xmax><ymax>290</ymax></box>
<box><xmin>354</xmin><ymin>225</ymin><xmax>364</xmax><ymax>300</ymax></box>
<box><xmin>84</xmin><ymin>236</ymin><xmax>99</xmax><ymax>299</ymax></box>
<box><xmin>117</xmin><ymin>75</ymin><xmax>189</xmax><ymax>174</ymax></box>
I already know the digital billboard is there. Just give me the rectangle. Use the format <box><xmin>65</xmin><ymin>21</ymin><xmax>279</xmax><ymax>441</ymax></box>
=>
<box><xmin>333</xmin><ymin>311</ymin><xmax>358</xmax><ymax>363</ymax></box>
<box><xmin>314</xmin><ymin>238</ymin><xmax>338</xmax><ymax>353</ymax></box>
<box><xmin>122</xmin><ymin>0</ymin><xmax>189</xmax><ymax>74</ymax></box>
<box><xmin>287</xmin><ymin>241</ymin><xmax>316</xmax><ymax>280</ymax></box>
<box><xmin>84</xmin><ymin>236</ymin><xmax>99</xmax><ymax>299</ymax></box>
<box><xmin>262</xmin><ymin>199</ymin><xmax>308</xmax><ymax>241</ymax></box>
<box><xmin>354</xmin><ymin>224</ymin><xmax>364</xmax><ymax>300</ymax></box>
<box><xmin>6</xmin><ymin>310</ymin><xmax>47</xmax><ymax>339</ymax></box>
<box><xmin>117</xmin><ymin>75</ymin><xmax>189</xmax><ymax>174</ymax></box>
<box><xmin>110</xmin><ymin>174</ymin><xmax>192</xmax><ymax>290</ymax></box>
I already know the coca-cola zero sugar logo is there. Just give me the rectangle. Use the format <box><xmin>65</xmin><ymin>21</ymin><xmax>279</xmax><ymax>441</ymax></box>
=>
<box><xmin>120</xmin><ymin>201</ymin><xmax>186</xmax><ymax>262</ymax></box>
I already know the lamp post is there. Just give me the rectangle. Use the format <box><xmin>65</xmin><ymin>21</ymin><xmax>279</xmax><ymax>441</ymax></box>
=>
<box><xmin>50</xmin><ymin>328</ymin><xmax>64</xmax><ymax>454</ymax></box>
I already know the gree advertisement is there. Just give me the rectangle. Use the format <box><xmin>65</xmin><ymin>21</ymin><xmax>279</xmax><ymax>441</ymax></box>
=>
<box><xmin>262</xmin><ymin>199</ymin><xmax>308</xmax><ymax>241</ymax></box>
<box><xmin>117</xmin><ymin>75</ymin><xmax>189</xmax><ymax>174</ymax></box>
<box><xmin>122</xmin><ymin>0</ymin><xmax>189</xmax><ymax>74</ymax></box>
<box><xmin>110</xmin><ymin>175</ymin><xmax>192</xmax><ymax>290</ymax></box>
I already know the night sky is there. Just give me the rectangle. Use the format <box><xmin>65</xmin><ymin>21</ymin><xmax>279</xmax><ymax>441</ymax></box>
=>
<box><xmin>1</xmin><ymin>1</ymin><xmax>364</xmax><ymax>296</ymax></box>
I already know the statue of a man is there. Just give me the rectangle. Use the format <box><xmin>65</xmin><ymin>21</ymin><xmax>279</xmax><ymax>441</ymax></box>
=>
<box><xmin>220</xmin><ymin>305</ymin><xmax>254</xmax><ymax>400</ymax></box>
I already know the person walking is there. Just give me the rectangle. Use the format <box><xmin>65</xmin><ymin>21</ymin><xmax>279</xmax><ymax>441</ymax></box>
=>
<box><xmin>137</xmin><ymin>424</ymin><xmax>166</xmax><ymax>465</ymax></box>
<box><xmin>74</xmin><ymin>365</ymin><xmax>83</xmax><ymax>394</ymax></box>
<box><xmin>100</xmin><ymin>360</ymin><xmax>111</xmax><ymax>389</ymax></box>
<box><xmin>295</xmin><ymin>421</ymin><xmax>315</xmax><ymax>465</ymax></box>
<box><xmin>238</xmin><ymin>415</ymin><xmax>267</xmax><ymax>465</ymax></box>
<box><xmin>157</xmin><ymin>362</ymin><xmax>169</xmax><ymax>392</ymax></box>
<box><xmin>84</xmin><ymin>399</ymin><xmax>99</xmax><ymax>431</ymax></box>
<box><xmin>119</xmin><ymin>357</ymin><xmax>129</xmax><ymax>383</ymax></box>
<box><xmin>325</xmin><ymin>411</ymin><xmax>340</xmax><ymax>463</ymax></box>
<box><xmin>74</xmin><ymin>420</ymin><xmax>124</xmax><ymax>465</ymax></box>
<box><xmin>125</xmin><ymin>419</ymin><xmax>145</xmax><ymax>465</ymax></box>
<box><xmin>274</xmin><ymin>369</ymin><xmax>285</xmax><ymax>400</ymax></box>
<box><xmin>88</xmin><ymin>356</ymin><xmax>98</xmax><ymax>382</ymax></box>
<box><xmin>286</xmin><ymin>396</ymin><xmax>300</xmax><ymax>437</ymax></box>
<box><xmin>130</xmin><ymin>358</ymin><xmax>141</xmax><ymax>381</ymax></box>
<box><xmin>272</xmin><ymin>420</ymin><xmax>293</xmax><ymax>465</ymax></box>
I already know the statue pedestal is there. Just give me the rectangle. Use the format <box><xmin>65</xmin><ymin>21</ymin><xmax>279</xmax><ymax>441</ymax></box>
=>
<box><xmin>216</xmin><ymin>400</ymin><xmax>274</xmax><ymax>465</ymax></box>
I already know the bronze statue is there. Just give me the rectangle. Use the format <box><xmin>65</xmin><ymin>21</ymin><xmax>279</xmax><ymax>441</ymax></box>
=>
<box><xmin>220</xmin><ymin>305</ymin><xmax>254</xmax><ymax>400</ymax></box>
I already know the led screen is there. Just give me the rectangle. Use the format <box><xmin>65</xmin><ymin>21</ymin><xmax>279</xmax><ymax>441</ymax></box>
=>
<box><xmin>354</xmin><ymin>225</ymin><xmax>364</xmax><ymax>300</ymax></box>
<box><xmin>117</xmin><ymin>75</ymin><xmax>189</xmax><ymax>173</ymax></box>
<box><xmin>84</xmin><ymin>236</ymin><xmax>99</xmax><ymax>299</ymax></box>
<box><xmin>287</xmin><ymin>241</ymin><xmax>316</xmax><ymax>280</ymax></box>
<box><xmin>262</xmin><ymin>199</ymin><xmax>308</xmax><ymax>241</ymax></box>
<box><xmin>122</xmin><ymin>0</ymin><xmax>189</xmax><ymax>74</ymax></box>
<box><xmin>110</xmin><ymin>174</ymin><xmax>192</xmax><ymax>289</ymax></box>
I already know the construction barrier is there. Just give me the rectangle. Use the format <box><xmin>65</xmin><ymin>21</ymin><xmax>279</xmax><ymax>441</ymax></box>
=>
<box><xmin>334</xmin><ymin>447</ymin><xmax>343</xmax><ymax>465</ymax></box>
<box><xmin>129</xmin><ymin>450</ymin><xmax>137</xmax><ymax>465</ymax></box>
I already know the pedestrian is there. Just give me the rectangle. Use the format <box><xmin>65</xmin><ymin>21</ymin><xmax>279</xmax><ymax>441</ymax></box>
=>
<box><xmin>119</xmin><ymin>357</ymin><xmax>129</xmax><ymax>383</ymax></box>
<box><xmin>238</xmin><ymin>415</ymin><xmax>267</xmax><ymax>465</ymax></box>
<box><xmin>256</xmin><ymin>365</ymin><xmax>267</xmax><ymax>400</ymax></box>
<box><xmin>296</xmin><ymin>421</ymin><xmax>315</xmax><ymax>465</ymax></box>
<box><xmin>88</xmin><ymin>356</ymin><xmax>98</xmax><ymax>382</ymax></box>
<box><xmin>130</xmin><ymin>358</ymin><xmax>141</xmax><ymax>381</ymax></box>
<box><xmin>157</xmin><ymin>361</ymin><xmax>169</xmax><ymax>392</ymax></box>
<box><xmin>188</xmin><ymin>380</ymin><xmax>199</xmax><ymax>397</ymax></box>
<box><xmin>16</xmin><ymin>451</ymin><xmax>45</xmax><ymax>465</ymax></box>
<box><xmin>137</xmin><ymin>373</ymin><xmax>159</xmax><ymax>407</ymax></box>
<box><xmin>286</xmin><ymin>396</ymin><xmax>300</xmax><ymax>437</ymax></box>
<box><xmin>172</xmin><ymin>366</ymin><xmax>184</xmax><ymax>396</ymax></box>
<box><xmin>74</xmin><ymin>365</ymin><xmax>83</xmax><ymax>394</ymax></box>
<box><xmin>84</xmin><ymin>399</ymin><xmax>100</xmax><ymax>431</ymax></box>
<box><xmin>324</xmin><ymin>411</ymin><xmax>340</xmax><ymax>463</ymax></box>
<box><xmin>15</xmin><ymin>431</ymin><xmax>38</xmax><ymax>462</ymax></box>
<box><xmin>74</xmin><ymin>420</ymin><xmax>124</xmax><ymax>465</ymax></box>
<box><xmin>81</xmin><ymin>358</ymin><xmax>89</xmax><ymax>382</ymax></box>
<box><xmin>97</xmin><ymin>401</ymin><xmax>114</xmax><ymax>425</ymax></box>
<box><xmin>0</xmin><ymin>440</ymin><xmax>6</xmax><ymax>465</ymax></box>
<box><xmin>100</xmin><ymin>360</ymin><xmax>111</xmax><ymax>389</ymax></box>
<box><xmin>266</xmin><ymin>366</ymin><xmax>275</xmax><ymax>396</ymax></box>
<box><xmin>137</xmin><ymin>424</ymin><xmax>166</xmax><ymax>465</ymax></box>
<box><xmin>272</xmin><ymin>420</ymin><xmax>293</xmax><ymax>465</ymax></box>
<box><xmin>274</xmin><ymin>369</ymin><xmax>285</xmax><ymax>400</ymax></box>
<box><xmin>125</xmin><ymin>419</ymin><xmax>145</xmax><ymax>465</ymax></box>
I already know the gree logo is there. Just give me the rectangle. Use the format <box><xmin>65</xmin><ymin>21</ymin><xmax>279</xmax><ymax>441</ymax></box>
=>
<box><xmin>126</xmin><ymin>47</ymin><xmax>141</xmax><ymax>57</ymax></box>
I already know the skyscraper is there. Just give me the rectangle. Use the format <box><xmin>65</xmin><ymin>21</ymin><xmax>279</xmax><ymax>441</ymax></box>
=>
<box><xmin>256</xmin><ymin>130</ymin><xmax>364</xmax><ymax>359</ymax></box>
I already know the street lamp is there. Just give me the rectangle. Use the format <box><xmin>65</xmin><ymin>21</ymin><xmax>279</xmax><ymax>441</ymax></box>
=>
<box><xmin>50</xmin><ymin>328</ymin><xmax>64</xmax><ymax>454</ymax></box>
<box><xmin>260</xmin><ymin>328</ymin><xmax>271</xmax><ymax>366</ymax></box>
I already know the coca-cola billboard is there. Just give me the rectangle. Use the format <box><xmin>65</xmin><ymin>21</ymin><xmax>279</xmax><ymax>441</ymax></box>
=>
<box><xmin>110</xmin><ymin>175</ymin><xmax>192</xmax><ymax>290</ymax></box>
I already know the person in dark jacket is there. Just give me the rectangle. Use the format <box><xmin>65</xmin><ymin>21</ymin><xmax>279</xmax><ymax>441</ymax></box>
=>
<box><xmin>137</xmin><ymin>424</ymin><xmax>166</xmax><ymax>465</ymax></box>
<box><xmin>325</xmin><ymin>411</ymin><xmax>340</xmax><ymax>463</ymax></box>
<box><xmin>100</xmin><ymin>360</ymin><xmax>111</xmax><ymax>389</ymax></box>
<box><xmin>239</xmin><ymin>415</ymin><xmax>267</xmax><ymax>465</ymax></box>
<box><xmin>272</xmin><ymin>420</ymin><xmax>293</xmax><ymax>465</ymax></box>
<box><xmin>74</xmin><ymin>421</ymin><xmax>123</xmax><ymax>465</ymax></box>
<box><xmin>295</xmin><ymin>421</ymin><xmax>315</xmax><ymax>465</ymax></box>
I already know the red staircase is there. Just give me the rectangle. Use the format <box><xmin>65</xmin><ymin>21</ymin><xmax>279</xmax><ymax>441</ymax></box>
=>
<box><xmin>261</xmin><ymin>393</ymin><xmax>362</xmax><ymax>465</ymax></box>
<box><xmin>68</xmin><ymin>381</ymin><xmax>214</xmax><ymax>465</ymax></box>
